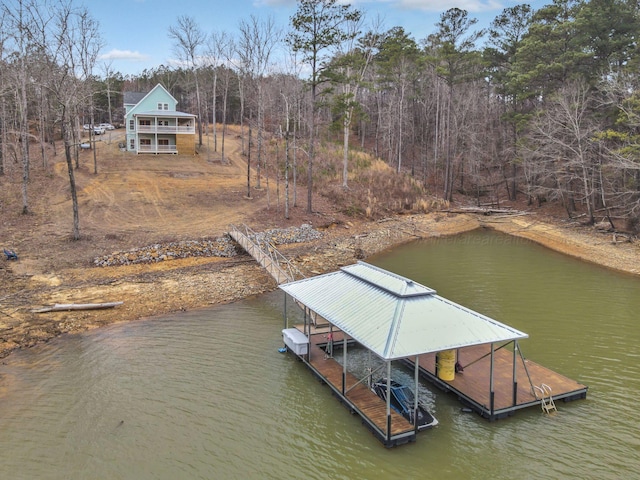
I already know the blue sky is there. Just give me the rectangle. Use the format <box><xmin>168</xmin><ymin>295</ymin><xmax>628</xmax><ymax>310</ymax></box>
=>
<box><xmin>84</xmin><ymin>0</ymin><xmax>545</xmax><ymax>77</ymax></box>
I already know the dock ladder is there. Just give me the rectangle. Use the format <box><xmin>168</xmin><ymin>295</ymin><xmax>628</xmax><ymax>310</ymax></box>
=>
<box><xmin>534</xmin><ymin>383</ymin><xmax>557</xmax><ymax>414</ymax></box>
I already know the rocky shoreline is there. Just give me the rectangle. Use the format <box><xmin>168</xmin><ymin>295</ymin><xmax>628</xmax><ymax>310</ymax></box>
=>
<box><xmin>93</xmin><ymin>224</ymin><xmax>323</xmax><ymax>267</ymax></box>
<box><xmin>2</xmin><ymin>212</ymin><xmax>639</xmax><ymax>362</ymax></box>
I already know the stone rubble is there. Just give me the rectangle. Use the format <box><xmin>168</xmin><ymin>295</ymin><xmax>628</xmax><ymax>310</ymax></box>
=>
<box><xmin>93</xmin><ymin>224</ymin><xmax>322</xmax><ymax>267</ymax></box>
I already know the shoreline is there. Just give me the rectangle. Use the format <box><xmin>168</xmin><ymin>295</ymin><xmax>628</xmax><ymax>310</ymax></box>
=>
<box><xmin>1</xmin><ymin>211</ymin><xmax>639</xmax><ymax>361</ymax></box>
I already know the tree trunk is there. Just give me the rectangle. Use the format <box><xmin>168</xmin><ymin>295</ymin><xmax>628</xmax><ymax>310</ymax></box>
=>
<box><xmin>62</xmin><ymin>121</ymin><xmax>80</xmax><ymax>240</ymax></box>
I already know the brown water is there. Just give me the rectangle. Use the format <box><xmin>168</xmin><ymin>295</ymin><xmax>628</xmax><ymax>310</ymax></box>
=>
<box><xmin>0</xmin><ymin>229</ymin><xmax>638</xmax><ymax>479</ymax></box>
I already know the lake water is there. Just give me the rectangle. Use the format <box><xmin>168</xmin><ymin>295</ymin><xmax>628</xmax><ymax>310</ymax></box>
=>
<box><xmin>0</xmin><ymin>229</ymin><xmax>638</xmax><ymax>479</ymax></box>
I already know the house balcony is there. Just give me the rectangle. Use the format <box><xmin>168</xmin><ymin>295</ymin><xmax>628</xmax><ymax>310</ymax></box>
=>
<box><xmin>137</xmin><ymin>125</ymin><xmax>195</xmax><ymax>134</ymax></box>
<box><xmin>137</xmin><ymin>144</ymin><xmax>178</xmax><ymax>154</ymax></box>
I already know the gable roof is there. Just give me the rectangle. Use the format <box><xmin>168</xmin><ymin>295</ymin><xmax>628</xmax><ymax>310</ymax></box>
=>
<box><xmin>134</xmin><ymin>83</ymin><xmax>176</xmax><ymax>105</ymax></box>
<box><xmin>123</xmin><ymin>91</ymin><xmax>147</xmax><ymax>105</ymax></box>
<box><xmin>124</xmin><ymin>84</ymin><xmax>181</xmax><ymax>118</ymax></box>
<box><xmin>280</xmin><ymin>261</ymin><xmax>528</xmax><ymax>361</ymax></box>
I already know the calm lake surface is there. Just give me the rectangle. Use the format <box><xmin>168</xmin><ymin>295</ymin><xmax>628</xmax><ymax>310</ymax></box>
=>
<box><xmin>0</xmin><ymin>229</ymin><xmax>638</xmax><ymax>479</ymax></box>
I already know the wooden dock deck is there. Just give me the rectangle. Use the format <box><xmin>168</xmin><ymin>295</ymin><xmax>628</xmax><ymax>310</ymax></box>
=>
<box><xmin>408</xmin><ymin>343</ymin><xmax>588</xmax><ymax>420</ymax></box>
<box><xmin>292</xmin><ymin>330</ymin><xmax>421</xmax><ymax>447</ymax></box>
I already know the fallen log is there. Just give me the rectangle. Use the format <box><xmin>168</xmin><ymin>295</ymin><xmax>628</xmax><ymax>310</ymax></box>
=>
<box><xmin>32</xmin><ymin>301</ymin><xmax>124</xmax><ymax>313</ymax></box>
<box><xmin>444</xmin><ymin>207</ymin><xmax>529</xmax><ymax>215</ymax></box>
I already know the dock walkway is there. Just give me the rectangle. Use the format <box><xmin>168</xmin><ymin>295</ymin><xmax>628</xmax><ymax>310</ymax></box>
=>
<box><xmin>408</xmin><ymin>344</ymin><xmax>588</xmax><ymax>420</ymax></box>
<box><xmin>228</xmin><ymin>224</ymin><xmax>300</xmax><ymax>284</ymax></box>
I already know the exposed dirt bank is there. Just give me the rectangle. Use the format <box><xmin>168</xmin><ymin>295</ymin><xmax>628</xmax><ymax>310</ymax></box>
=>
<box><xmin>2</xmin><ymin>128</ymin><xmax>640</xmax><ymax>361</ymax></box>
<box><xmin>3</xmin><ymin>210</ymin><xmax>639</xmax><ymax>362</ymax></box>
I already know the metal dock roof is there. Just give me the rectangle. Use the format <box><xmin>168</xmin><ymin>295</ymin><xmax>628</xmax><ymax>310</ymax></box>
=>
<box><xmin>280</xmin><ymin>261</ymin><xmax>528</xmax><ymax>360</ymax></box>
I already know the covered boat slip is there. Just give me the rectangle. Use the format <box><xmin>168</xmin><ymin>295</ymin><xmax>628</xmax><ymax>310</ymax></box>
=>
<box><xmin>280</xmin><ymin>262</ymin><xmax>587</xmax><ymax>446</ymax></box>
<box><xmin>290</xmin><ymin>329</ymin><xmax>420</xmax><ymax>446</ymax></box>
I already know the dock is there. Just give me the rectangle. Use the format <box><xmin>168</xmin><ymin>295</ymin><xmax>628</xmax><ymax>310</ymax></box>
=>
<box><xmin>407</xmin><ymin>343</ymin><xmax>588</xmax><ymax>420</ymax></box>
<box><xmin>228</xmin><ymin>226</ymin><xmax>589</xmax><ymax>446</ymax></box>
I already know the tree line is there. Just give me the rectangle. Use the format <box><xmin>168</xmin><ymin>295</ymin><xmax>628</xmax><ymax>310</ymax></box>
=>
<box><xmin>3</xmin><ymin>0</ymin><xmax>640</xmax><ymax>239</ymax></box>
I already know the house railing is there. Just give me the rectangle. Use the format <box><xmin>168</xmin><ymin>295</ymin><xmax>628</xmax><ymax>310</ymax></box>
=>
<box><xmin>137</xmin><ymin>125</ymin><xmax>195</xmax><ymax>134</ymax></box>
<box><xmin>138</xmin><ymin>144</ymin><xmax>178</xmax><ymax>154</ymax></box>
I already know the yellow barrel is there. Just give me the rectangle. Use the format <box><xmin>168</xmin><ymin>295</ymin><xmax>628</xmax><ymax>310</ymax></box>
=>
<box><xmin>437</xmin><ymin>349</ymin><xmax>456</xmax><ymax>381</ymax></box>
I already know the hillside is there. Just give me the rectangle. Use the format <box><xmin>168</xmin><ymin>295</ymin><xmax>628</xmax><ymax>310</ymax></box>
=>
<box><xmin>1</xmin><ymin>127</ymin><xmax>640</xmax><ymax>360</ymax></box>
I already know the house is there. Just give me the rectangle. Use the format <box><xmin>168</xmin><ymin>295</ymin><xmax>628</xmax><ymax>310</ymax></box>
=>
<box><xmin>123</xmin><ymin>83</ymin><xmax>196</xmax><ymax>155</ymax></box>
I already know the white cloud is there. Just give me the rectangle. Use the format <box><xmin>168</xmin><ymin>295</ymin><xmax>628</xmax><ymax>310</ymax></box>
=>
<box><xmin>99</xmin><ymin>49</ymin><xmax>150</xmax><ymax>62</ymax></box>
<box><xmin>254</xmin><ymin>0</ymin><xmax>294</xmax><ymax>6</ymax></box>
<box><xmin>373</xmin><ymin>0</ymin><xmax>503</xmax><ymax>13</ymax></box>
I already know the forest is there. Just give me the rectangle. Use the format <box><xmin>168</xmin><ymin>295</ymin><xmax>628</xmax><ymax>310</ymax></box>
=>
<box><xmin>2</xmin><ymin>0</ymin><xmax>640</xmax><ymax>235</ymax></box>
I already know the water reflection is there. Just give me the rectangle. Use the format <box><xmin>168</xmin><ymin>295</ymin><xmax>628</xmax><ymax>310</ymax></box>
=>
<box><xmin>0</xmin><ymin>230</ymin><xmax>637</xmax><ymax>479</ymax></box>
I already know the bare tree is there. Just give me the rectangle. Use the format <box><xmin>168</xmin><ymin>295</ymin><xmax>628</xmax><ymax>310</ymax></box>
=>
<box><xmin>100</xmin><ymin>60</ymin><xmax>116</xmax><ymax>126</ymax></box>
<box><xmin>0</xmin><ymin>9</ymin><xmax>10</xmax><ymax>177</ymax></box>
<box><xmin>32</xmin><ymin>1</ymin><xmax>102</xmax><ymax>239</ymax></box>
<box><xmin>169</xmin><ymin>16</ymin><xmax>206</xmax><ymax>146</ymax></box>
<box><xmin>523</xmin><ymin>82</ymin><xmax>599</xmax><ymax>222</ymax></box>
<box><xmin>204</xmin><ymin>31</ymin><xmax>230</xmax><ymax>155</ymax></box>
<box><xmin>218</xmin><ymin>37</ymin><xmax>236</xmax><ymax>164</ymax></box>
<box><xmin>330</xmin><ymin>16</ymin><xmax>379</xmax><ymax>187</ymax></box>
<box><xmin>2</xmin><ymin>0</ymin><xmax>40</xmax><ymax>213</ymax></box>
<box><xmin>237</xmin><ymin>14</ymin><xmax>281</xmax><ymax>191</ymax></box>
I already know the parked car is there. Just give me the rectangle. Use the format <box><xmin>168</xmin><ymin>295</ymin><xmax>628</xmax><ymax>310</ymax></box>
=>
<box><xmin>99</xmin><ymin>123</ymin><xmax>115</xmax><ymax>130</ymax></box>
<box><xmin>93</xmin><ymin>126</ymin><xmax>105</xmax><ymax>135</ymax></box>
<box><xmin>83</xmin><ymin>124</ymin><xmax>91</xmax><ymax>130</ymax></box>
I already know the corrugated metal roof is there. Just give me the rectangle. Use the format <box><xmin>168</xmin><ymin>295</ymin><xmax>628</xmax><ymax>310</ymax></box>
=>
<box><xmin>280</xmin><ymin>261</ymin><xmax>528</xmax><ymax>360</ymax></box>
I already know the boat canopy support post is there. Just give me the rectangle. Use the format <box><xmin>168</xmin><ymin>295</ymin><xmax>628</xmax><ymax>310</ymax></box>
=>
<box><xmin>342</xmin><ymin>334</ymin><xmax>347</xmax><ymax>395</ymax></box>
<box><xmin>489</xmin><ymin>343</ymin><xmax>495</xmax><ymax>420</ymax></box>
<box><xmin>283</xmin><ymin>294</ymin><xmax>288</xmax><ymax>331</ymax></box>
<box><xmin>303</xmin><ymin>307</ymin><xmax>307</xmax><ymax>336</ymax></box>
<box><xmin>513</xmin><ymin>340</ymin><xmax>518</xmax><ymax>406</ymax></box>
<box><xmin>304</xmin><ymin>306</ymin><xmax>310</xmax><ymax>362</ymax></box>
<box><xmin>386</xmin><ymin>362</ymin><xmax>392</xmax><ymax>443</ymax></box>
<box><xmin>414</xmin><ymin>355</ymin><xmax>419</xmax><ymax>433</ymax></box>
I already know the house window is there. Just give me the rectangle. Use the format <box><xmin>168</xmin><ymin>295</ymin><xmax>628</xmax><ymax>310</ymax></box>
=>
<box><xmin>129</xmin><ymin>139</ymin><xmax>135</xmax><ymax>149</ymax></box>
<box><xmin>157</xmin><ymin>103</ymin><xmax>169</xmax><ymax>110</ymax></box>
<box><xmin>158</xmin><ymin>139</ymin><xmax>169</xmax><ymax>146</ymax></box>
<box><xmin>139</xmin><ymin>119</ymin><xmax>151</xmax><ymax>126</ymax></box>
<box><xmin>140</xmin><ymin>138</ymin><xmax>151</xmax><ymax>146</ymax></box>
<box><xmin>159</xmin><ymin>120</ymin><xmax>168</xmax><ymax>126</ymax></box>
<box><xmin>129</xmin><ymin>119</ymin><xmax>134</xmax><ymax>130</ymax></box>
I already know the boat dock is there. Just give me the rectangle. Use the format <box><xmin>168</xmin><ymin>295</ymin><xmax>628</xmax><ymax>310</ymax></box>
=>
<box><xmin>406</xmin><ymin>343</ymin><xmax>588</xmax><ymax>420</ymax></box>
<box><xmin>229</xmin><ymin>227</ymin><xmax>588</xmax><ymax>446</ymax></box>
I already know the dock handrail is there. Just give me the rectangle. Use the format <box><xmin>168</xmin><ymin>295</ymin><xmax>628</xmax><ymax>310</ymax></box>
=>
<box><xmin>230</xmin><ymin>224</ymin><xmax>327</xmax><ymax>327</ymax></box>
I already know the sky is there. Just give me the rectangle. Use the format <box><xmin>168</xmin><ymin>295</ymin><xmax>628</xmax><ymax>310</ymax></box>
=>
<box><xmin>83</xmin><ymin>0</ymin><xmax>546</xmax><ymax>77</ymax></box>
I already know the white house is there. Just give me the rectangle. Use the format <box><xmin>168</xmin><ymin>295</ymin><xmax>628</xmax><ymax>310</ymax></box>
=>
<box><xmin>123</xmin><ymin>83</ymin><xmax>196</xmax><ymax>154</ymax></box>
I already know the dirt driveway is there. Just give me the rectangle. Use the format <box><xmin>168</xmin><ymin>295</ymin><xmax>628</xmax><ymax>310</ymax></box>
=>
<box><xmin>0</xmin><ymin>126</ymin><xmax>350</xmax><ymax>358</ymax></box>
